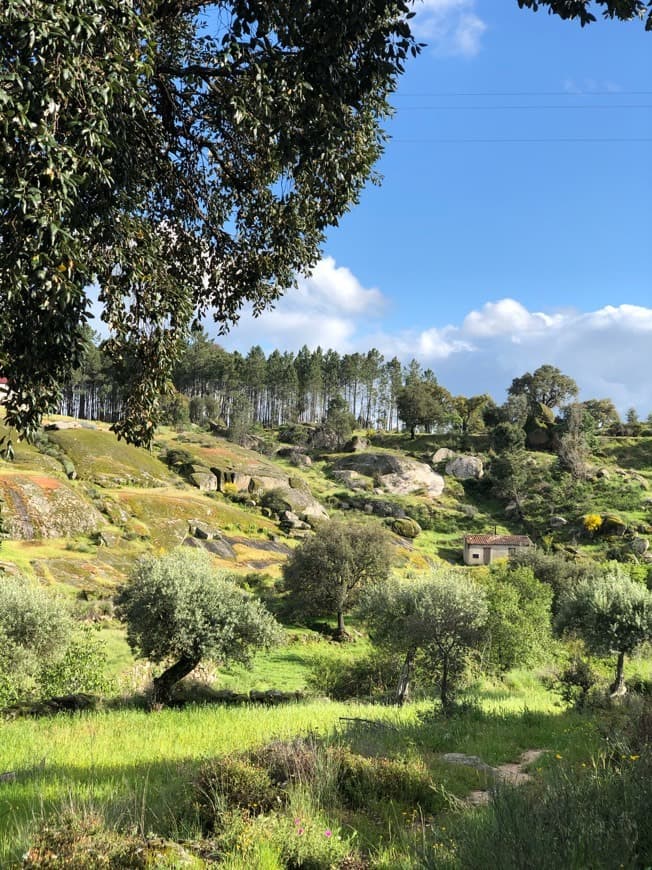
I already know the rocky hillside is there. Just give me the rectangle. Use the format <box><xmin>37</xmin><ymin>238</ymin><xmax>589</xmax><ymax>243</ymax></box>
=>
<box><xmin>1</xmin><ymin>416</ymin><xmax>650</xmax><ymax>595</ymax></box>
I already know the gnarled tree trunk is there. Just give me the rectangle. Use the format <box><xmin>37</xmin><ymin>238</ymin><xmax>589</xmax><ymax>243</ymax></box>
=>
<box><xmin>610</xmin><ymin>650</ymin><xmax>627</xmax><ymax>697</ymax></box>
<box><xmin>152</xmin><ymin>655</ymin><xmax>199</xmax><ymax>707</ymax></box>
<box><xmin>396</xmin><ymin>648</ymin><xmax>415</xmax><ymax>706</ymax></box>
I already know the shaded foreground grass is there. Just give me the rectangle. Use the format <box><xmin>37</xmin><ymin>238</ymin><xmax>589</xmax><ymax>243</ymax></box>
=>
<box><xmin>0</xmin><ymin>673</ymin><xmax>603</xmax><ymax>866</ymax></box>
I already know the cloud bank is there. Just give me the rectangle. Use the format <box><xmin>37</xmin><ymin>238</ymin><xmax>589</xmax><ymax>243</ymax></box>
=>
<box><xmin>218</xmin><ymin>258</ymin><xmax>652</xmax><ymax>414</ymax></box>
<box><xmin>411</xmin><ymin>0</ymin><xmax>487</xmax><ymax>57</ymax></box>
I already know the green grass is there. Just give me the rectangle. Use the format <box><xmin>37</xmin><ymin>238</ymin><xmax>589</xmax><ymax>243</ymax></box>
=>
<box><xmin>0</xmin><ymin>670</ymin><xmax>604</xmax><ymax>866</ymax></box>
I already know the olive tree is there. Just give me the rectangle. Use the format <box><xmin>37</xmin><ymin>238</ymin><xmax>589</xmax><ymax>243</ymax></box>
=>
<box><xmin>118</xmin><ymin>548</ymin><xmax>282</xmax><ymax>705</ymax></box>
<box><xmin>282</xmin><ymin>520</ymin><xmax>394</xmax><ymax>639</ymax></box>
<box><xmin>361</xmin><ymin>572</ymin><xmax>488</xmax><ymax>708</ymax></box>
<box><xmin>556</xmin><ymin>570</ymin><xmax>652</xmax><ymax>695</ymax></box>
<box><xmin>0</xmin><ymin>577</ymin><xmax>71</xmax><ymax>705</ymax></box>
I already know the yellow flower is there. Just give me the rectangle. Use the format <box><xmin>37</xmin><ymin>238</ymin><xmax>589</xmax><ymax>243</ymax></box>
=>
<box><xmin>555</xmin><ymin>754</ymin><xmax>562</xmax><ymax>760</ymax></box>
<box><xmin>630</xmin><ymin>755</ymin><xmax>640</xmax><ymax>761</ymax></box>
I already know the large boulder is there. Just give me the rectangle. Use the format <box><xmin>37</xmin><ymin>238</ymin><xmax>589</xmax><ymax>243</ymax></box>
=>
<box><xmin>391</xmin><ymin>517</ymin><xmax>422</xmax><ymax>539</ymax></box>
<box><xmin>445</xmin><ymin>455</ymin><xmax>484</xmax><ymax>480</ymax></box>
<box><xmin>432</xmin><ymin>448</ymin><xmax>456</xmax><ymax>464</ymax></box>
<box><xmin>333</xmin><ymin>453</ymin><xmax>444</xmax><ymax>498</ymax></box>
<box><xmin>632</xmin><ymin>537</ymin><xmax>650</xmax><ymax>556</ymax></box>
<box><xmin>188</xmin><ymin>471</ymin><xmax>218</xmax><ymax>492</ymax></box>
<box><xmin>343</xmin><ymin>435</ymin><xmax>369</xmax><ymax>453</ymax></box>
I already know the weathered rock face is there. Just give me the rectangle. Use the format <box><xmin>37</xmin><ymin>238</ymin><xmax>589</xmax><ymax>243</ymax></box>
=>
<box><xmin>432</xmin><ymin>448</ymin><xmax>456</xmax><ymax>464</ymax></box>
<box><xmin>631</xmin><ymin>537</ymin><xmax>650</xmax><ymax>556</ymax></box>
<box><xmin>332</xmin><ymin>453</ymin><xmax>444</xmax><ymax>498</ymax></box>
<box><xmin>331</xmin><ymin>469</ymin><xmax>370</xmax><ymax>492</ymax></box>
<box><xmin>279</xmin><ymin>486</ymin><xmax>328</xmax><ymax>521</ymax></box>
<box><xmin>445</xmin><ymin>456</ymin><xmax>484</xmax><ymax>480</ymax></box>
<box><xmin>0</xmin><ymin>474</ymin><xmax>103</xmax><ymax>538</ymax></box>
<box><xmin>343</xmin><ymin>435</ymin><xmax>369</xmax><ymax>453</ymax></box>
<box><xmin>549</xmin><ymin>516</ymin><xmax>568</xmax><ymax>529</ymax></box>
<box><xmin>188</xmin><ymin>471</ymin><xmax>218</xmax><ymax>492</ymax></box>
<box><xmin>602</xmin><ymin>514</ymin><xmax>627</xmax><ymax>536</ymax></box>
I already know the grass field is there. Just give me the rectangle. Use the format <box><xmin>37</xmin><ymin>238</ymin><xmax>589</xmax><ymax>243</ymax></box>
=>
<box><xmin>0</xmin><ymin>668</ymin><xmax>605</xmax><ymax>867</ymax></box>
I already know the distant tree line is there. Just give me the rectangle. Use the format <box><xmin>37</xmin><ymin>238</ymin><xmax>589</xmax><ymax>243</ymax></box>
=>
<box><xmin>59</xmin><ymin>331</ymin><xmax>651</xmax><ymax>440</ymax></box>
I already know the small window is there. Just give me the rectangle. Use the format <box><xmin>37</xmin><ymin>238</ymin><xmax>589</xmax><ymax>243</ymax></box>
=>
<box><xmin>508</xmin><ymin>547</ymin><xmax>516</xmax><ymax>556</ymax></box>
<box><xmin>472</xmin><ymin>553</ymin><xmax>480</xmax><ymax>560</ymax></box>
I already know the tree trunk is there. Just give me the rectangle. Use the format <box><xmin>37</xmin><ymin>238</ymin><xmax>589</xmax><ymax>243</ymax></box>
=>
<box><xmin>152</xmin><ymin>655</ymin><xmax>199</xmax><ymax>707</ymax></box>
<box><xmin>334</xmin><ymin>609</ymin><xmax>350</xmax><ymax>641</ymax></box>
<box><xmin>440</xmin><ymin>656</ymin><xmax>450</xmax><ymax>712</ymax></box>
<box><xmin>396</xmin><ymin>648</ymin><xmax>415</xmax><ymax>706</ymax></box>
<box><xmin>610</xmin><ymin>650</ymin><xmax>627</xmax><ymax>697</ymax></box>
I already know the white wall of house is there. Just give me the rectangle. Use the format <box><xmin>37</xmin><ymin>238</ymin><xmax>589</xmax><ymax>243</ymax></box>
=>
<box><xmin>464</xmin><ymin>544</ymin><xmax>518</xmax><ymax>566</ymax></box>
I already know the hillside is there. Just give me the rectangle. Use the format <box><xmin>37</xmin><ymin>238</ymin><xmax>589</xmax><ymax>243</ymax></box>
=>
<box><xmin>1</xmin><ymin>417</ymin><xmax>650</xmax><ymax>597</ymax></box>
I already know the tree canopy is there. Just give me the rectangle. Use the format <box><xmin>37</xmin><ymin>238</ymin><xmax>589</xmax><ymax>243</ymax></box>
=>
<box><xmin>1</xmin><ymin>0</ymin><xmax>418</xmax><ymax>444</ymax></box>
<box><xmin>118</xmin><ymin>548</ymin><xmax>281</xmax><ymax>704</ymax></box>
<box><xmin>556</xmin><ymin>570</ymin><xmax>652</xmax><ymax>695</ymax></box>
<box><xmin>362</xmin><ymin>572</ymin><xmax>488</xmax><ymax>708</ymax></box>
<box><xmin>508</xmin><ymin>365</ymin><xmax>578</xmax><ymax>412</ymax></box>
<box><xmin>283</xmin><ymin>519</ymin><xmax>394</xmax><ymax>637</ymax></box>
<box><xmin>517</xmin><ymin>0</ymin><xmax>652</xmax><ymax>29</ymax></box>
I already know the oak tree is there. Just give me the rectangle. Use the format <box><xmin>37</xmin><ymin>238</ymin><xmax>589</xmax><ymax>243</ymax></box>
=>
<box><xmin>1</xmin><ymin>0</ymin><xmax>418</xmax><ymax>444</ymax></box>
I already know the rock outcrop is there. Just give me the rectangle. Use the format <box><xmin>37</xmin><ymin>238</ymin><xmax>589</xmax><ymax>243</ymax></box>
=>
<box><xmin>332</xmin><ymin>452</ymin><xmax>444</xmax><ymax>498</ymax></box>
<box><xmin>445</xmin><ymin>455</ymin><xmax>484</xmax><ymax>480</ymax></box>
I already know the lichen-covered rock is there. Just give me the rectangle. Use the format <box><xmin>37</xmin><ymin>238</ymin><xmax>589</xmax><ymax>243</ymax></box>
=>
<box><xmin>391</xmin><ymin>517</ymin><xmax>421</xmax><ymax>538</ymax></box>
<box><xmin>432</xmin><ymin>448</ymin><xmax>456</xmax><ymax>464</ymax></box>
<box><xmin>632</xmin><ymin>537</ymin><xmax>649</xmax><ymax>555</ymax></box>
<box><xmin>445</xmin><ymin>455</ymin><xmax>484</xmax><ymax>480</ymax></box>
<box><xmin>333</xmin><ymin>453</ymin><xmax>444</xmax><ymax>498</ymax></box>
<box><xmin>188</xmin><ymin>471</ymin><xmax>218</xmax><ymax>492</ymax></box>
<box><xmin>0</xmin><ymin>474</ymin><xmax>103</xmax><ymax>539</ymax></box>
<box><xmin>602</xmin><ymin>514</ymin><xmax>627</xmax><ymax>536</ymax></box>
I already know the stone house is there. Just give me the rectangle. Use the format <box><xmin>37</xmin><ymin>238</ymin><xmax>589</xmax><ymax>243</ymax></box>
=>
<box><xmin>463</xmin><ymin>533</ymin><xmax>533</xmax><ymax>566</ymax></box>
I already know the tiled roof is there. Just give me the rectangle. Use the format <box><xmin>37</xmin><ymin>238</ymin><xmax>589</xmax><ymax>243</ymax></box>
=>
<box><xmin>464</xmin><ymin>534</ymin><xmax>532</xmax><ymax>547</ymax></box>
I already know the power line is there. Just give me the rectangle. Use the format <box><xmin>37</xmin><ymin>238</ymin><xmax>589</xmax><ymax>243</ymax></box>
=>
<box><xmin>394</xmin><ymin>90</ymin><xmax>652</xmax><ymax>97</ymax></box>
<box><xmin>392</xmin><ymin>136</ymin><xmax>652</xmax><ymax>143</ymax></box>
<box><xmin>392</xmin><ymin>104</ymin><xmax>652</xmax><ymax>110</ymax></box>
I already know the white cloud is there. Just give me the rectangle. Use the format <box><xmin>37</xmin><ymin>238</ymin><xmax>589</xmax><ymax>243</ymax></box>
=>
<box><xmin>219</xmin><ymin>257</ymin><xmax>652</xmax><ymax>415</ymax></box>
<box><xmin>462</xmin><ymin>298</ymin><xmax>563</xmax><ymax>337</ymax></box>
<box><xmin>218</xmin><ymin>256</ymin><xmax>385</xmax><ymax>353</ymax></box>
<box><xmin>412</xmin><ymin>0</ymin><xmax>487</xmax><ymax>57</ymax></box>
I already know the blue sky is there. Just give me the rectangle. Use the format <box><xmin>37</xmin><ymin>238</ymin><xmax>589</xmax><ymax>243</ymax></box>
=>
<box><xmin>216</xmin><ymin>1</ymin><xmax>652</xmax><ymax>414</ymax></box>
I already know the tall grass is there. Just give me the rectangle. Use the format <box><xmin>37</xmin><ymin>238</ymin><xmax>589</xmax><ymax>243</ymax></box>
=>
<box><xmin>0</xmin><ymin>672</ymin><xmax>603</xmax><ymax>866</ymax></box>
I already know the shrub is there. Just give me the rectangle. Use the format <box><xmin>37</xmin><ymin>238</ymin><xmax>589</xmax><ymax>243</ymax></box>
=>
<box><xmin>23</xmin><ymin>812</ymin><xmax>202</xmax><ymax>868</ymax></box>
<box><xmin>334</xmin><ymin>749</ymin><xmax>444</xmax><ymax>813</ymax></box>
<box><xmin>307</xmin><ymin>650</ymin><xmax>404</xmax><ymax>700</ymax></box>
<box><xmin>261</xmin><ymin>487</ymin><xmax>292</xmax><ymax>515</ymax></box>
<box><xmin>583</xmin><ymin>513</ymin><xmax>603</xmax><ymax>535</ymax></box>
<box><xmin>222</xmin><ymin>481</ymin><xmax>239</xmax><ymax>498</ymax></box>
<box><xmin>455</xmin><ymin>751</ymin><xmax>652</xmax><ymax>870</ymax></box>
<box><xmin>39</xmin><ymin>625</ymin><xmax>111</xmax><ymax>698</ymax></box>
<box><xmin>555</xmin><ymin>656</ymin><xmax>600</xmax><ymax>710</ymax></box>
<box><xmin>196</xmin><ymin>756</ymin><xmax>283</xmax><ymax>830</ymax></box>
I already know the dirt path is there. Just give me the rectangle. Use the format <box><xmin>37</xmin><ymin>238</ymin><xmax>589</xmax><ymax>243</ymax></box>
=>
<box><xmin>441</xmin><ymin>749</ymin><xmax>547</xmax><ymax>807</ymax></box>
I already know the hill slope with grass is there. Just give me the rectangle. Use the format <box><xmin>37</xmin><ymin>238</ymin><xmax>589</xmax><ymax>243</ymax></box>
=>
<box><xmin>1</xmin><ymin>418</ymin><xmax>651</xmax><ymax>596</ymax></box>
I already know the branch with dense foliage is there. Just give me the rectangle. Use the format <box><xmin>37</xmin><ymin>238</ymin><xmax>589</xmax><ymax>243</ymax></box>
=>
<box><xmin>0</xmin><ymin>0</ymin><xmax>418</xmax><ymax>444</ymax></box>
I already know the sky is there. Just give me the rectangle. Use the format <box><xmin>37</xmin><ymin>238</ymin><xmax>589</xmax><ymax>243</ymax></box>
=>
<box><xmin>217</xmin><ymin>1</ymin><xmax>652</xmax><ymax>414</ymax></box>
